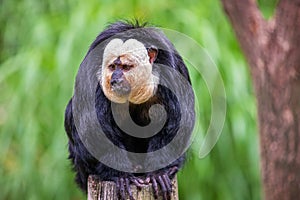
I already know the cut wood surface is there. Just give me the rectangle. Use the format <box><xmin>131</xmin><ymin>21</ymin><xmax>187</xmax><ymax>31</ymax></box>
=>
<box><xmin>87</xmin><ymin>175</ymin><xmax>179</xmax><ymax>200</ymax></box>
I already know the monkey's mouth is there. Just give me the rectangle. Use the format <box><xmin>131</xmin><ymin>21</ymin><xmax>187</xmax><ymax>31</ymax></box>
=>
<box><xmin>111</xmin><ymin>83</ymin><xmax>131</xmax><ymax>96</ymax></box>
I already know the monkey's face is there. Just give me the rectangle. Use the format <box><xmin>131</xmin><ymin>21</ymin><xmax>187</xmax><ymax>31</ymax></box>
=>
<box><xmin>99</xmin><ymin>38</ymin><xmax>158</xmax><ymax>104</ymax></box>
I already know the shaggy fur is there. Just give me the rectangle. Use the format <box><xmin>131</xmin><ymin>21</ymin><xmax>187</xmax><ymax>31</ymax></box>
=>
<box><xmin>64</xmin><ymin>21</ymin><xmax>195</xmax><ymax>196</ymax></box>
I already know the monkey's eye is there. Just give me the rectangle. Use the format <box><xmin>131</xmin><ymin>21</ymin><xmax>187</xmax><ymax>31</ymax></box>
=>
<box><xmin>122</xmin><ymin>65</ymin><xmax>133</xmax><ymax>71</ymax></box>
<box><xmin>108</xmin><ymin>64</ymin><xmax>116</xmax><ymax>71</ymax></box>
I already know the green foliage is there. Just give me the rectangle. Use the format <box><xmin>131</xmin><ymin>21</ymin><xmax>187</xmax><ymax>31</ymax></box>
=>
<box><xmin>258</xmin><ymin>0</ymin><xmax>278</xmax><ymax>19</ymax></box>
<box><xmin>0</xmin><ymin>0</ymin><xmax>262</xmax><ymax>199</ymax></box>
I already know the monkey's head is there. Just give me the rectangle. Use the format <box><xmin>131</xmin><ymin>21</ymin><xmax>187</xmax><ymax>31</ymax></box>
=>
<box><xmin>98</xmin><ymin>38</ymin><xmax>159</xmax><ymax>104</ymax></box>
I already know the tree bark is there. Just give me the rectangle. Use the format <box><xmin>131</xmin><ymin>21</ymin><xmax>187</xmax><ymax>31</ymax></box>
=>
<box><xmin>87</xmin><ymin>175</ymin><xmax>179</xmax><ymax>200</ymax></box>
<box><xmin>220</xmin><ymin>0</ymin><xmax>300</xmax><ymax>199</ymax></box>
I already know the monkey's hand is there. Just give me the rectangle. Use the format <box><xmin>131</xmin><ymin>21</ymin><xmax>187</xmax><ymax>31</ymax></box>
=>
<box><xmin>113</xmin><ymin>175</ymin><xmax>146</xmax><ymax>200</ymax></box>
<box><xmin>143</xmin><ymin>166</ymin><xmax>178</xmax><ymax>200</ymax></box>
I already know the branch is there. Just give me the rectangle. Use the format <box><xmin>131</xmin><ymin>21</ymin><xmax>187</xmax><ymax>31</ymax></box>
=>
<box><xmin>220</xmin><ymin>0</ymin><xmax>267</xmax><ymax>67</ymax></box>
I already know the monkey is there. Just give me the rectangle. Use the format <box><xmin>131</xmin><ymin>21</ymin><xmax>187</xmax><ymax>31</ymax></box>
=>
<box><xmin>65</xmin><ymin>21</ymin><xmax>195</xmax><ymax>200</ymax></box>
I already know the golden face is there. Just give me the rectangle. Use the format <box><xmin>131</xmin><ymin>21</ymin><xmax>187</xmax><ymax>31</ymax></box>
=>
<box><xmin>98</xmin><ymin>38</ymin><xmax>159</xmax><ymax>104</ymax></box>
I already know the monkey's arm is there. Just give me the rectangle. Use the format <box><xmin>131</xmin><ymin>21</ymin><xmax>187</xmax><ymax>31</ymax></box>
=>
<box><xmin>65</xmin><ymin>98</ymin><xmax>145</xmax><ymax>199</ymax></box>
<box><xmin>65</xmin><ymin>99</ymin><xmax>100</xmax><ymax>192</ymax></box>
<box><xmin>144</xmin><ymin>137</ymin><xmax>185</xmax><ymax>200</ymax></box>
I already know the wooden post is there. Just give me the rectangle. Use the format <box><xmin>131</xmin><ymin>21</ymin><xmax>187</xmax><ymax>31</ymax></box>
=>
<box><xmin>87</xmin><ymin>175</ymin><xmax>179</xmax><ymax>200</ymax></box>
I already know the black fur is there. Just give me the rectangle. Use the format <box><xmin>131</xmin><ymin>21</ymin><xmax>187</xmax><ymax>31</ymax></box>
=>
<box><xmin>65</xmin><ymin>21</ymin><xmax>194</xmax><ymax>193</ymax></box>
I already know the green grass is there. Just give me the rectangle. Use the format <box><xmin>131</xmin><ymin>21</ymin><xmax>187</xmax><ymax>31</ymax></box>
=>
<box><xmin>0</xmin><ymin>0</ymin><xmax>265</xmax><ymax>199</ymax></box>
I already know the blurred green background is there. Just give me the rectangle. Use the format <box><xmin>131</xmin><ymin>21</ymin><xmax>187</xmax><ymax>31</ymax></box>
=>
<box><xmin>0</xmin><ymin>0</ymin><xmax>278</xmax><ymax>199</ymax></box>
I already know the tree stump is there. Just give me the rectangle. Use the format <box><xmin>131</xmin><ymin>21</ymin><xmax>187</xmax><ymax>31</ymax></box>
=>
<box><xmin>87</xmin><ymin>175</ymin><xmax>179</xmax><ymax>200</ymax></box>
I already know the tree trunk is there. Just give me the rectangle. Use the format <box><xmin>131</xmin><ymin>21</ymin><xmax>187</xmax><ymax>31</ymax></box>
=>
<box><xmin>220</xmin><ymin>0</ymin><xmax>300</xmax><ymax>199</ymax></box>
<box><xmin>87</xmin><ymin>175</ymin><xmax>179</xmax><ymax>200</ymax></box>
